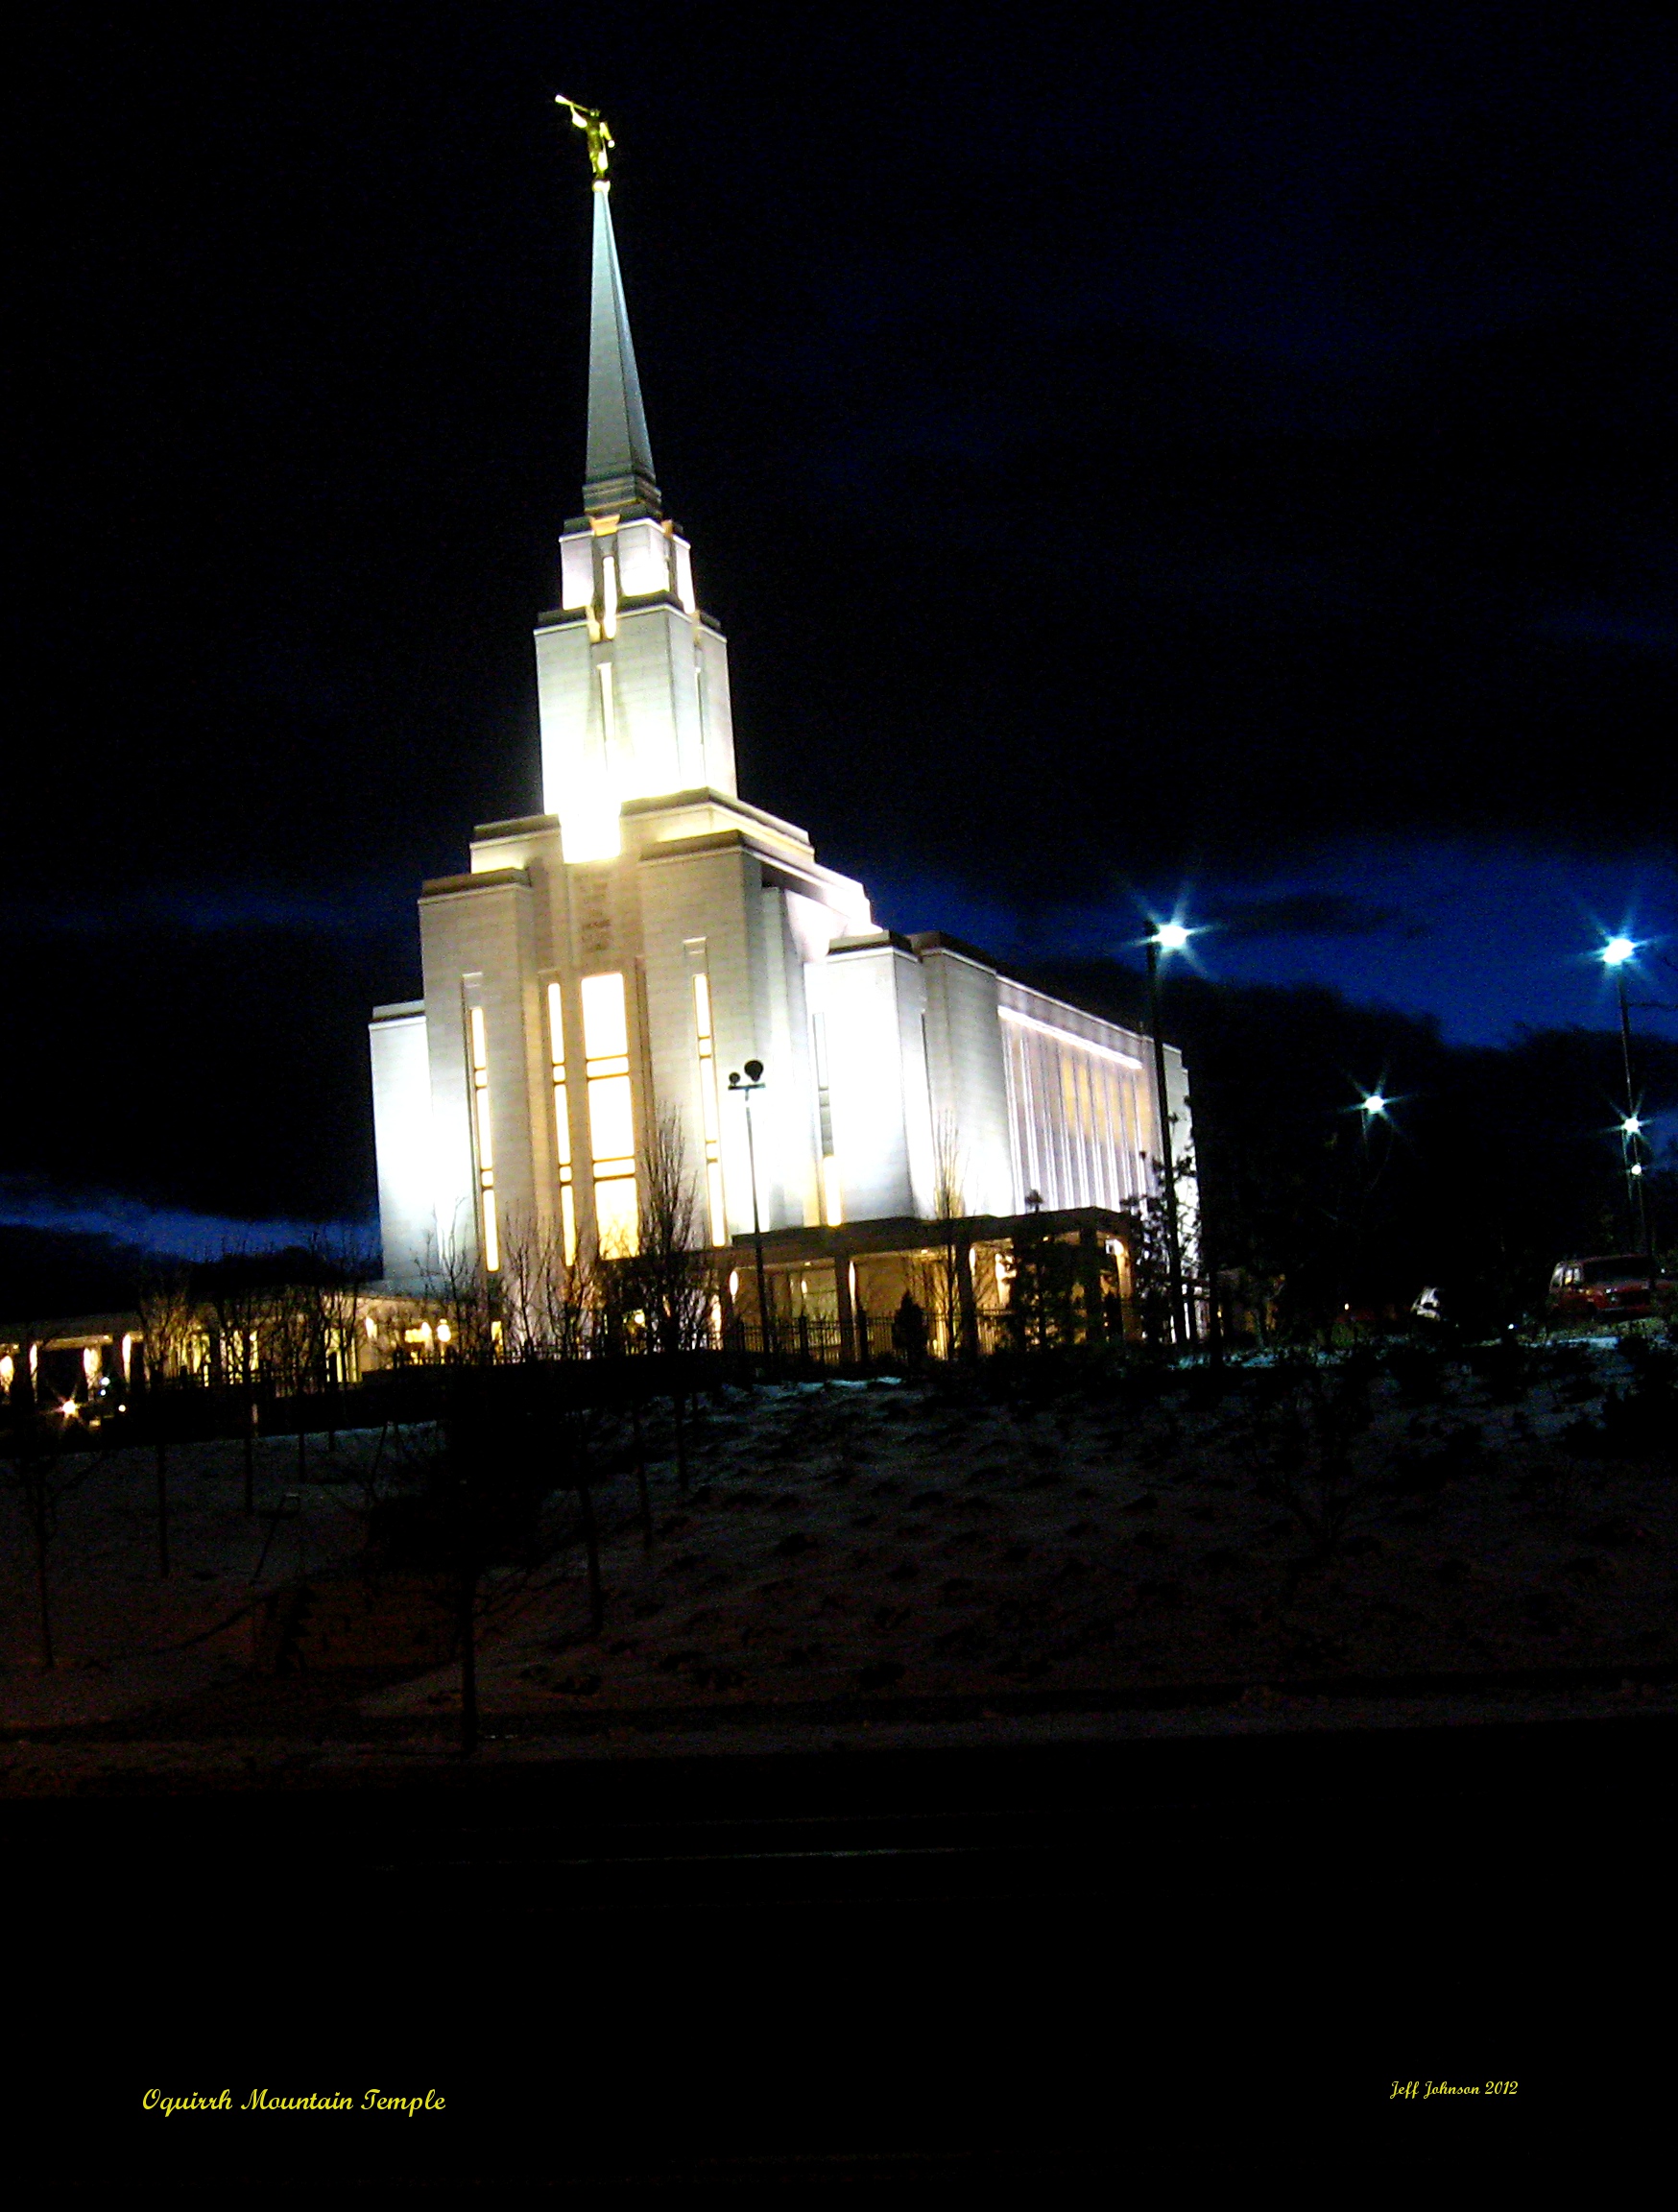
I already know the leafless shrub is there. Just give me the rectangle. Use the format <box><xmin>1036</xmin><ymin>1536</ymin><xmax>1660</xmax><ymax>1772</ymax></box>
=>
<box><xmin>135</xmin><ymin>1267</ymin><xmax>199</xmax><ymax>1386</ymax></box>
<box><xmin>625</xmin><ymin>1109</ymin><xmax>713</xmax><ymax>1357</ymax></box>
<box><xmin>498</xmin><ymin>1211</ymin><xmax>602</xmax><ymax>1361</ymax></box>
<box><xmin>1239</xmin><ymin>1352</ymin><xmax>1378</xmax><ymax>1559</ymax></box>
<box><xmin>1</xmin><ymin>1373</ymin><xmax>96</xmax><ymax>1669</ymax></box>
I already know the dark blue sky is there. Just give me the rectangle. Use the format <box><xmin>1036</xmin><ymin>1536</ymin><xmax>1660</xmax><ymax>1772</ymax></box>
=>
<box><xmin>9</xmin><ymin>1</ymin><xmax>1676</xmax><ymax>1253</ymax></box>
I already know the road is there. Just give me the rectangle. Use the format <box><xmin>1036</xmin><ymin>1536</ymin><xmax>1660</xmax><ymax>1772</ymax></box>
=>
<box><xmin>9</xmin><ymin>1716</ymin><xmax>1671</xmax><ymax>2189</ymax></box>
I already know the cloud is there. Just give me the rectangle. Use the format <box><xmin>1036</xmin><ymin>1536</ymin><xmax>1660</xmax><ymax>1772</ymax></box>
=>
<box><xmin>1535</xmin><ymin>608</ymin><xmax>1678</xmax><ymax>653</ymax></box>
<box><xmin>1216</xmin><ymin>892</ymin><xmax>1431</xmax><ymax>941</ymax></box>
<box><xmin>0</xmin><ymin>1181</ymin><xmax>373</xmax><ymax>1263</ymax></box>
<box><xmin>2</xmin><ymin>880</ymin><xmax>411</xmax><ymax>941</ymax></box>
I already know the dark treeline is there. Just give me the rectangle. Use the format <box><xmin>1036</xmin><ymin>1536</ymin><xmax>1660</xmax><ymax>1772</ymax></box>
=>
<box><xmin>1027</xmin><ymin>966</ymin><xmax>1677</xmax><ymax>1332</ymax></box>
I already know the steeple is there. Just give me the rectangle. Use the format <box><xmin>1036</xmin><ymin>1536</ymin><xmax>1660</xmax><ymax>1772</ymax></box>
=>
<box><xmin>585</xmin><ymin>187</ymin><xmax>659</xmax><ymax>516</ymax></box>
<box><xmin>557</xmin><ymin>96</ymin><xmax>660</xmax><ymax>519</ymax></box>
<box><xmin>537</xmin><ymin>101</ymin><xmax>735</xmax><ymax>853</ymax></box>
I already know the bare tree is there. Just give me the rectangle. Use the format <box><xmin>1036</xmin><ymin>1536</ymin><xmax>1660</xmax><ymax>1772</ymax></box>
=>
<box><xmin>306</xmin><ymin>1230</ymin><xmax>374</xmax><ymax>1450</ymax></box>
<box><xmin>135</xmin><ymin>1266</ymin><xmax>200</xmax><ymax>1576</ymax></box>
<box><xmin>923</xmin><ymin>1110</ymin><xmax>970</xmax><ymax>1358</ymax></box>
<box><xmin>205</xmin><ymin>1244</ymin><xmax>264</xmax><ymax>1512</ymax></box>
<box><xmin>1</xmin><ymin>1353</ymin><xmax>93</xmax><ymax>1669</ymax></box>
<box><xmin>1240</xmin><ymin>1349</ymin><xmax>1379</xmax><ymax>1565</ymax></box>
<box><xmin>135</xmin><ymin>1268</ymin><xmax>198</xmax><ymax>1388</ymax></box>
<box><xmin>433</xmin><ymin>1219</ymin><xmax>499</xmax><ymax>1366</ymax></box>
<box><xmin>631</xmin><ymin>1110</ymin><xmax>710</xmax><ymax>1353</ymax></box>
<box><xmin>625</xmin><ymin>1108</ymin><xmax>713</xmax><ymax>1488</ymax></box>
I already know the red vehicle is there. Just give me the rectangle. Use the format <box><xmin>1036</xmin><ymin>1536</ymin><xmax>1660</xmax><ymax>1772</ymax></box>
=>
<box><xmin>1546</xmin><ymin>1255</ymin><xmax>1675</xmax><ymax>1320</ymax></box>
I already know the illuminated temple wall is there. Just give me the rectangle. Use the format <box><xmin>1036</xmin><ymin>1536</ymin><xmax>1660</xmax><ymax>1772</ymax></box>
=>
<box><xmin>366</xmin><ymin>512</ymin><xmax>1195</xmax><ymax>1288</ymax></box>
<box><xmin>371</xmin><ymin>830</ymin><xmax>1191</xmax><ymax>1288</ymax></box>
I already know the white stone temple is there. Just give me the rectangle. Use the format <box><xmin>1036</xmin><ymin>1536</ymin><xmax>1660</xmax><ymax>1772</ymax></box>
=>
<box><xmin>369</xmin><ymin>139</ymin><xmax>1194</xmax><ymax>1337</ymax></box>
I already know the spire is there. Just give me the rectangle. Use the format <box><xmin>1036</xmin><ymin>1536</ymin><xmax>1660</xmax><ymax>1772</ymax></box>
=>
<box><xmin>583</xmin><ymin>180</ymin><xmax>659</xmax><ymax>517</ymax></box>
<box><xmin>557</xmin><ymin>99</ymin><xmax>659</xmax><ymax>515</ymax></box>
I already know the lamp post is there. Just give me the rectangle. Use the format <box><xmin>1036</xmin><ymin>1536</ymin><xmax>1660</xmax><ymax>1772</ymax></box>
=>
<box><xmin>728</xmin><ymin>1060</ymin><xmax>772</xmax><ymax>1348</ymax></box>
<box><xmin>1600</xmin><ymin>937</ymin><xmax>1650</xmax><ymax>1258</ymax></box>
<box><xmin>1146</xmin><ymin>923</ymin><xmax>1192</xmax><ymax>1349</ymax></box>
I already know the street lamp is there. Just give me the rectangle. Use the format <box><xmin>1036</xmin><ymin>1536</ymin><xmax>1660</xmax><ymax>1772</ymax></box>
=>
<box><xmin>1145</xmin><ymin>923</ymin><xmax>1192</xmax><ymax>1348</ymax></box>
<box><xmin>728</xmin><ymin>1059</ymin><xmax>772</xmax><ymax>1348</ymax></box>
<box><xmin>1598</xmin><ymin>937</ymin><xmax>1650</xmax><ymax>1257</ymax></box>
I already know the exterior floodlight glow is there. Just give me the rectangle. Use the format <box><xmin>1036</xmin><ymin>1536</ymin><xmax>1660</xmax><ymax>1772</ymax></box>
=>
<box><xmin>1630</xmin><ymin>1163</ymin><xmax>1644</xmax><ymax>1178</ymax></box>
<box><xmin>1155</xmin><ymin>922</ymin><xmax>1191</xmax><ymax>952</ymax></box>
<box><xmin>1360</xmin><ymin>1093</ymin><xmax>1388</xmax><ymax>1118</ymax></box>
<box><xmin>1602</xmin><ymin>936</ymin><xmax>1637</xmax><ymax>967</ymax></box>
<box><xmin>1622</xmin><ymin>1114</ymin><xmax>1643</xmax><ymax>1137</ymax></box>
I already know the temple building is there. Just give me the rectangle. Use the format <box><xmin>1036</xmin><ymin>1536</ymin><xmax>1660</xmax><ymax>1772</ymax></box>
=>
<box><xmin>368</xmin><ymin>125</ymin><xmax>1194</xmax><ymax>1338</ymax></box>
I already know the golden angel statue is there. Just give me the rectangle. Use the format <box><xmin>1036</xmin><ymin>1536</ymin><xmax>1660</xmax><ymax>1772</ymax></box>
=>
<box><xmin>556</xmin><ymin>96</ymin><xmax>613</xmax><ymax>183</ymax></box>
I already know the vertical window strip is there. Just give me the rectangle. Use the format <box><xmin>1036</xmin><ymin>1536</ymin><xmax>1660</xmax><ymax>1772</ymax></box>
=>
<box><xmin>597</xmin><ymin>660</ymin><xmax>616</xmax><ymax>754</ymax></box>
<box><xmin>1098</xmin><ymin>1063</ymin><xmax>1121</xmax><ymax>1211</ymax></box>
<box><xmin>583</xmin><ymin>972</ymin><xmax>637</xmax><ymax>1257</ymax></box>
<box><xmin>467</xmin><ymin>998</ymin><xmax>498</xmax><ymax>1271</ymax></box>
<box><xmin>811</xmin><ymin>1007</ymin><xmax>840</xmax><ymax>1225</ymax></box>
<box><xmin>1014</xmin><ymin>1025</ymin><xmax>1037</xmax><ymax>1206</ymax></box>
<box><xmin>547</xmin><ymin>981</ymin><xmax>577</xmax><ymax>1265</ymax></box>
<box><xmin>692</xmin><ymin>969</ymin><xmax>727</xmax><ymax>1244</ymax></box>
<box><xmin>1003</xmin><ymin>1026</ymin><xmax>1024</xmax><ymax>1210</ymax></box>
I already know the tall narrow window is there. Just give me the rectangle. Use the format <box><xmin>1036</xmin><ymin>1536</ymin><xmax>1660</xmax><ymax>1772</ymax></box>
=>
<box><xmin>597</xmin><ymin>660</ymin><xmax>617</xmax><ymax>754</ymax></box>
<box><xmin>812</xmin><ymin>1008</ymin><xmax>842</xmax><ymax>1225</ymax></box>
<box><xmin>547</xmin><ymin>982</ymin><xmax>578</xmax><ymax>1265</ymax></box>
<box><xmin>468</xmin><ymin>1002</ymin><xmax>499</xmax><ymax>1272</ymax></box>
<box><xmin>692</xmin><ymin>967</ymin><xmax>727</xmax><ymax>1244</ymax></box>
<box><xmin>582</xmin><ymin>971</ymin><xmax>637</xmax><ymax>1256</ymax></box>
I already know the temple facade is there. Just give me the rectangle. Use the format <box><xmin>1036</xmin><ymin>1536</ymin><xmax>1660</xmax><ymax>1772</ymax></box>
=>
<box><xmin>369</xmin><ymin>148</ymin><xmax>1194</xmax><ymax>1328</ymax></box>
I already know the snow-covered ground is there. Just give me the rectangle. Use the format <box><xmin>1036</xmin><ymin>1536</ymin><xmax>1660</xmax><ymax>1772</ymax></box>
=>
<box><xmin>3</xmin><ymin>1341</ymin><xmax>1674</xmax><ymax>1786</ymax></box>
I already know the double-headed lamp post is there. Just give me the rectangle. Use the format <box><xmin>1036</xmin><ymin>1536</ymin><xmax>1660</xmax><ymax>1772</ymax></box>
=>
<box><xmin>1146</xmin><ymin>922</ymin><xmax>1192</xmax><ymax>1348</ymax></box>
<box><xmin>1600</xmin><ymin>937</ymin><xmax>1650</xmax><ymax>1258</ymax></box>
<box><xmin>728</xmin><ymin>1059</ymin><xmax>771</xmax><ymax>1343</ymax></box>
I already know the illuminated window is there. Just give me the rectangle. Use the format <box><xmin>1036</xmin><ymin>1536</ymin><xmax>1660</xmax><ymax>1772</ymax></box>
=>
<box><xmin>594</xmin><ymin>1175</ymin><xmax>638</xmax><ymax>1258</ymax></box>
<box><xmin>811</xmin><ymin>1008</ymin><xmax>842</xmax><ymax>1225</ymax></box>
<box><xmin>597</xmin><ymin>660</ymin><xmax>617</xmax><ymax>751</ymax></box>
<box><xmin>467</xmin><ymin>999</ymin><xmax>499</xmax><ymax>1271</ymax></box>
<box><xmin>691</xmin><ymin>959</ymin><xmax>727</xmax><ymax>1244</ymax></box>
<box><xmin>601</xmin><ymin>553</ymin><xmax>618</xmax><ymax>639</ymax></box>
<box><xmin>547</xmin><ymin>981</ymin><xmax>578</xmax><ymax>1264</ymax></box>
<box><xmin>582</xmin><ymin>971</ymin><xmax>637</xmax><ymax>1256</ymax></box>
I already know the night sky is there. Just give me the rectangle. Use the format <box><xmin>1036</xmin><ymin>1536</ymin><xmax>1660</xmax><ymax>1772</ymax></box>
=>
<box><xmin>9</xmin><ymin>3</ymin><xmax>1676</xmax><ymax>1264</ymax></box>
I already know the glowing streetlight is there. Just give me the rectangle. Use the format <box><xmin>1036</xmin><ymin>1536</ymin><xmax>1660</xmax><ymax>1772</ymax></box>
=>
<box><xmin>1144</xmin><ymin>923</ymin><xmax>1192</xmax><ymax>1347</ymax></box>
<box><xmin>1596</xmin><ymin>935</ymin><xmax>1648</xmax><ymax>1254</ymax></box>
<box><xmin>1359</xmin><ymin>1092</ymin><xmax>1389</xmax><ymax>1120</ymax></box>
<box><xmin>728</xmin><ymin>1058</ymin><xmax>772</xmax><ymax>1349</ymax></box>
